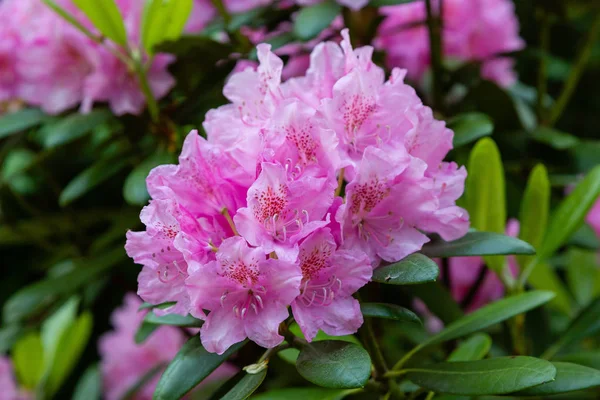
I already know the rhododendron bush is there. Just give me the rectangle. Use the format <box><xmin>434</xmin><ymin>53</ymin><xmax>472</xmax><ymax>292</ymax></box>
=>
<box><xmin>2</xmin><ymin>0</ymin><xmax>600</xmax><ymax>399</ymax></box>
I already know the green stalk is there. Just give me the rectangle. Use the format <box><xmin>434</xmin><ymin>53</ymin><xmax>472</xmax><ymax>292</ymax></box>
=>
<box><xmin>132</xmin><ymin>53</ymin><xmax>160</xmax><ymax>123</ymax></box>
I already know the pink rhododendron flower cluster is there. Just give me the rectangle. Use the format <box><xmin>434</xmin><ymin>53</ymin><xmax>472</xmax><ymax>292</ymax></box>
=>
<box><xmin>375</xmin><ymin>0</ymin><xmax>525</xmax><ymax>87</ymax></box>
<box><xmin>99</xmin><ymin>293</ymin><xmax>236</xmax><ymax>400</ymax></box>
<box><xmin>126</xmin><ymin>30</ymin><xmax>469</xmax><ymax>354</ymax></box>
<box><xmin>0</xmin><ymin>357</ymin><xmax>31</xmax><ymax>400</ymax></box>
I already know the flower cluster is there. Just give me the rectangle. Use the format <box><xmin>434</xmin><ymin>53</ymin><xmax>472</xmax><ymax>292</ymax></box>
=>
<box><xmin>99</xmin><ymin>293</ymin><xmax>236</xmax><ymax>400</ymax></box>
<box><xmin>375</xmin><ymin>0</ymin><xmax>525</xmax><ymax>87</ymax></box>
<box><xmin>126</xmin><ymin>30</ymin><xmax>469</xmax><ymax>354</ymax></box>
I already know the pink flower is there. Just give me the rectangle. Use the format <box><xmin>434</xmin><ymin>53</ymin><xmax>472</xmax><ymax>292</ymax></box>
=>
<box><xmin>291</xmin><ymin>228</ymin><xmax>372</xmax><ymax>341</ymax></box>
<box><xmin>586</xmin><ymin>198</ymin><xmax>600</xmax><ymax>239</ymax></box>
<box><xmin>186</xmin><ymin>237</ymin><xmax>302</xmax><ymax>354</ymax></box>
<box><xmin>375</xmin><ymin>0</ymin><xmax>525</xmax><ymax>87</ymax></box>
<box><xmin>234</xmin><ymin>162</ymin><xmax>336</xmax><ymax>258</ymax></box>
<box><xmin>0</xmin><ymin>357</ymin><xmax>31</xmax><ymax>400</ymax></box>
<box><xmin>99</xmin><ymin>293</ymin><xmax>236</xmax><ymax>400</ymax></box>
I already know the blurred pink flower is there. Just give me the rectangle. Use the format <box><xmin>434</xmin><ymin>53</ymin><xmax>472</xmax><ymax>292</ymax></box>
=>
<box><xmin>0</xmin><ymin>357</ymin><xmax>31</xmax><ymax>400</ymax></box>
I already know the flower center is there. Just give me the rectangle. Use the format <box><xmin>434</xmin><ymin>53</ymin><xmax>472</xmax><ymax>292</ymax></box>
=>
<box><xmin>350</xmin><ymin>178</ymin><xmax>390</xmax><ymax>214</ymax></box>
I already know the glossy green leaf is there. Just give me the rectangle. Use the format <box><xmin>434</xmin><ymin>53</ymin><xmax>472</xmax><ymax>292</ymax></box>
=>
<box><xmin>421</xmin><ymin>231</ymin><xmax>535</xmax><ymax>258</ymax></box>
<box><xmin>144</xmin><ymin>312</ymin><xmax>203</xmax><ymax>328</ymax></box>
<box><xmin>293</xmin><ymin>0</ymin><xmax>341</xmax><ymax>41</ymax></box>
<box><xmin>13</xmin><ymin>333</ymin><xmax>45</xmax><ymax>389</ymax></box>
<box><xmin>538</xmin><ymin>165</ymin><xmax>600</xmax><ymax>259</ymax></box>
<box><xmin>555</xmin><ymin>351</ymin><xmax>600</xmax><ymax>370</ymax></box>
<box><xmin>3</xmin><ymin>247</ymin><xmax>125</xmax><ymax>324</ymax></box>
<box><xmin>360</xmin><ymin>303</ymin><xmax>421</xmax><ymax>324</ymax></box>
<box><xmin>530</xmin><ymin>127</ymin><xmax>580</xmax><ymax>150</ymax></box>
<box><xmin>72</xmin><ymin>364</ymin><xmax>101</xmax><ymax>400</ymax></box>
<box><xmin>405</xmin><ymin>357</ymin><xmax>556</xmax><ymax>395</ymax></box>
<box><xmin>296</xmin><ymin>341</ymin><xmax>371</xmax><ymax>389</ymax></box>
<box><xmin>418</xmin><ymin>291</ymin><xmax>555</xmax><ymax>350</ymax></box>
<box><xmin>516</xmin><ymin>362</ymin><xmax>600</xmax><ymax>396</ymax></box>
<box><xmin>72</xmin><ymin>0</ymin><xmax>128</xmax><ymax>46</ymax></box>
<box><xmin>372</xmin><ymin>253</ymin><xmax>439</xmax><ymax>285</ymax></box>
<box><xmin>466</xmin><ymin>138</ymin><xmax>506</xmax><ymax>272</ymax></box>
<box><xmin>0</xmin><ymin>108</ymin><xmax>47</xmax><ymax>138</ymax></box>
<box><xmin>447</xmin><ymin>333</ymin><xmax>492</xmax><ymax>362</ymax></box>
<box><xmin>252</xmin><ymin>388</ymin><xmax>356</xmax><ymax>400</ymax></box>
<box><xmin>544</xmin><ymin>298</ymin><xmax>600</xmax><ymax>359</ymax></box>
<box><xmin>46</xmin><ymin>312</ymin><xmax>93</xmax><ymax>396</ymax></box>
<box><xmin>59</xmin><ymin>156</ymin><xmax>130</xmax><ymax>206</ymax></box>
<box><xmin>153</xmin><ymin>336</ymin><xmax>246</xmax><ymax>400</ymax></box>
<box><xmin>567</xmin><ymin>248</ymin><xmax>599</xmax><ymax>307</ymax></box>
<box><xmin>39</xmin><ymin>109</ymin><xmax>111</xmax><ymax>148</ymax></box>
<box><xmin>518</xmin><ymin>164</ymin><xmax>550</xmax><ymax>268</ymax></box>
<box><xmin>218</xmin><ymin>369</ymin><xmax>268</xmax><ymax>400</ymax></box>
<box><xmin>123</xmin><ymin>151</ymin><xmax>175</xmax><ymax>205</ymax></box>
<box><xmin>142</xmin><ymin>0</ymin><xmax>193</xmax><ymax>55</ymax></box>
<box><xmin>449</xmin><ymin>112</ymin><xmax>494</xmax><ymax>148</ymax></box>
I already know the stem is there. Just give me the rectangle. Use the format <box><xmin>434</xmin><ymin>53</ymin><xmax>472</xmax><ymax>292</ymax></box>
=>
<box><xmin>536</xmin><ymin>11</ymin><xmax>550</xmax><ymax>124</ymax></box>
<box><xmin>425</xmin><ymin>0</ymin><xmax>444</xmax><ymax>111</ymax></box>
<box><xmin>424</xmin><ymin>392</ymin><xmax>435</xmax><ymax>400</ymax></box>
<box><xmin>257</xmin><ymin>343</ymin><xmax>290</xmax><ymax>363</ymax></box>
<box><xmin>335</xmin><ymin>168</ymin><xmax>345</xmax><ymax>197</ymax></box>
<box><xmin>548</xmin><ymin>11</ymin><xmax>600</xmax><ymax>127</ymax></box>
<box><xmin>221</xmin><ymin>207</ymin><xmax>240</xmax><ymax>236</ymax></box>
<box><xmin>391</xmin><ymin>344</ymin><xmax>422</xmax><ymax>371</ymax></box>
<box><xmin>132</xmin><ymin>55</ymin><xmax>160</xmax><ymax>123</ymax></box>
<box><xmin>384</xmin><ymin>370</ymin><xmax>409</xmax><ymax>379</ymax></box>
<box><xmin>360</xmin><ymin>317</ymin><xmax>388</xmax><ymax>376</ymax></box>
<box><xmin>516</xmin><ymin>257</ymin><xmax>540</xmax><ymax>290</ymax></box>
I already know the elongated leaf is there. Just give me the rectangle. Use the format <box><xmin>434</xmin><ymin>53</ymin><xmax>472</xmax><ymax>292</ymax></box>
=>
<box><xmin>39</xmin><ymin>109</ymin><xmax>111</xmax><ymax>148</ymax></box>
<box><xmin>360</xmin><ymin>303</ymin><xmax>421</xmax><ymax>324</ymax></box>
<box><xmin>218</xmin><ymin>369</ymin><xmax>268</xmax><ymax>400</ymax></box>
<box><xmin>0</xmin><ymin>108</ymin><xmax>47</xmax><ymax>138</ymax></box>
<box><xmin>530</xmin><ymin>127</ymin><xmax>580</xmax><ymax>150</ymax></box>
<box><xmin>421</xmin><ymin>231</ymin><xmax>535</xmax><ymax>258</ymax></box>
<box><xmin>252</xmin><ymin>388</ymin><xmax>356</xmax><ymax>400</ymax></box>
<box><xmin>142</xmin><ymin>0</ymin><xmax>193</xmax><ymax>55</ymax></box>
<box><xmin>293</xmin><ymin>0</ymin><xmax>340</xmax><ymax>41</ymax></box>
<box><xmin>13</xmin><ymin>333</ymin><xmax>45</xmax><ymax>389</ymax></box>
<box><xmin>555</xmin><ymin>351</ymin><xmax>600</xmax><ymax>370</ymax></box>
<box><xmin>527</xmin><ymin>262</ymin><xmax>572</xmax><ymax>316</ymax></box>
<box><xmin>518</xmin><ymin>164</ymin><xmax>550</xmax><ymax>268</ymax></box>
<box><xmin>296</xmin><ymin>341</ymin><xmax>371</xmax><ymax>389</ymax></box>
<box><xmin>516</xmin><ymin>362</ymin><xmax>600</xmax><ymax>396</ymax></box>
<box><xmin>419</xmin><ymin>291</ymin><xmax>554</xmax><ymax>350</ymax></box>
<box><xmin>72</xmin><ymin>365</ymin><xmax>101</xmax><ymax>400</ymax></box>
<box><xmin>466</xmin><ymin>138</ymin><xmax>506</xmax><ymax>272</ymax></box>
<box><xmin>449</xmin><ymin>112</ymin><xmax>494</xmax><ymax>148</ymax></box>
<box><xmin>123</xmin><ymin>151</ymin><xmax>175</xmax><ymax>206</ymax></box>
<box><xmin>59</xmin><ymin>156</ymin><xmax>130</xmax><ymax>206</ymax></box>
<box><xmin>153</xmin><ymin>336</ymin><xmax>246</xmax><ymax>400</ymax></box>
<box><xmin>144</xmin><ymin>312</ymin><xmax>203</xmax><ymax>328</ymax></box>
<box><xmin>567</xmin><ymin>248</ymin><xmax>599</xmax><ymax>307</ymax></box>
<box><xmin>72</xmin><ymin>0</ymin><xmax>128</xmax><ymax>46</ymax></box>
<box><xmin>372</xmin><ymin>253</ymin><xmax>439</xmax><ymax>285</ymax></box>
<box><xmin>405</xmin><ymin>357</ymin><xmax>556</xmax><ymax>395</ymax></box>
<box><xmin>3</xmin><ymin>247</ymin><xmax>125</xmax><ymax>324</ymax></box>
<box><xmin>539</xmin><ymin>165</ymin><xmax>600</xmax><ymax>259</ymax></box>
<box><xmin>447</xmin><ymin>333</ymin><xmax>491</xmax><ymax>362</ymax></box>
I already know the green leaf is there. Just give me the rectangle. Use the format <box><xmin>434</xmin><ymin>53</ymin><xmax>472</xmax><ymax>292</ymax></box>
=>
<box><xmin>567</xmin><ymin>248</ymin><xmax>600</xmax><ymax>307</ymax></box>
<box><xmin>3</xmin><ymin>247</ymin><xmax>125</xmax><ymax>324</ymax></box>
<box><xmin>72</xmin><ymin>0</ymin><xmax>128</xmax><ymax>46</ymax></box>
<box><xmin>544</xmin><ymin>298</ymin><xmax>600</xmax><ymax>359</ymax></box>
<box><xmin>555</xmin><ymin>351</ymin><xmax>600</xmax><ymax>370</ymax></box>
<box><xmin>218</xmin><ymin>369</ymin><xmax>268</xmax><ymax>400</ymax></box>
<box><xmin>371</xmin><ymin>253</ymin><xmax>439</xmax><ymax>285</ymax></box>
<box><xmin>568</xmin><ymin>224</ymin><xmax>600</xmax><ymax>250</ymax></box>
<box><xmin>418</xmin><ymin>291</ymin><xmax>555</xmax><ymax>350</ymax></box>
<box><xmin>142</xmin><ymin>0</ymin><xmax>194</xmax><ymax>55</ymax></box>
<box><xmin>136</xmin><ymin>311</ymin><xmax>203</xmax><ymax>343</ymax></box>
<box><xmin>421</xmin><ymin>231</ymin><xmax>535</xmax><ymax>258</ymax></box>
<box><xmin>296</xmin><ymin>341</ymin><xmax>371</xmax><ymax>389</ymax></box>
<box><xmin>72</xmin><ymin>365</ymin><xmax>101</xmax><ymax>400</ymax></box>
<box><xmin>59</xmin><ymin>156</ymin><xmax>130</xmax><ymax>206</ymax></box>
<box><xmin>293</xmin><ymin>0</ymin><xmax>341</xmax><ymax>41</ymax></box>
<box><xmin>153</xmin><ymin>336</ymin><xmax>246</xmax><ymax>400</ymax></box>
<box><xmin>12</xmin><ymin>333</ymin><xmax>45</xmax><ymax>389</ymax></box>
<box><xmin>41</xmin><ymin>297</ymin><xmax>79</xmax><ymax>383</ymax></box>
<box><xmin>526</xmin><ymin>262</ymin><xmax>572</xmax><ymax>316</ymax></box>
<box><xmin>530</xmin><ymin>127</ymin><xmax>580</xmax><ymax>150</ymax></box>
<box><xmin>123</xmin><ymin>151</ymin><xmax>175</xmax><ymax>205</ymax></box>
<box><xmin>518</xmin><ymin>164</ymin><xmax>550</xmax><ymax>268</ymax></box>
<box><xmin>360</xmin><ymin>303</ymin><xmax>421</xmax><ymax>324</ymax></box>
<box><xmin>1</xmin><ymin>148</ymin><xmax>38</xmax><ymax>194</ymax></box>
<box><xmin>39</xmin><ymin>109</ymin><xmax>112</xmax><ymax>148</ymax></box>
<box><xmin>369</xmin><ymin>0</ymin><xmax>419</xmax><ymax>6</ymax></box>
<box><xmin>0</xmin><ymin>325</ymin><xmax>23</xmax><ymax>353</ymax></box>
<box><xmin>120</xmin><ymin>363</ymin><xmax>165</xmax><ymax>400</ymax></box>
<box><xmin>466</xmin><ymin>138</ymin><xmax>506</xmax><ymax>272</ymax></box>
<box><xmin>252</xmin><ymin>388</ymin><xmax>355</xmax><ymax>400</ymax></box>
<box><xmin>448</xmin><ymin>112</ymin><xmax>494</xmax><ymax>148</ymax></box>
<box><xmin>135</xmin><ymin>321</ymin><xmax>159</xmax><ymax>345</ymax></box>
<box><xmin>447</xmin><ymin>333</ymin><xmax>492</xmax><ymax>362</ymax></box>
<box><xmin>405</xmin><ymin>357</ymin><xmax>556</xmax><ymax>395</ymax></box>
<box><xmin>516</xmin><ymin>362</ymin><xmax>600</xmax><ymax>396</ymax></box>
<box><xmin>538</xmin><ymin>165</ymin><xmax>600</xmax><ymax>259</ymax></box>
<box><xmin>0</xmin><ymin>108</ymin><xmax>47</xmax><ymax>138</ymax></box>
